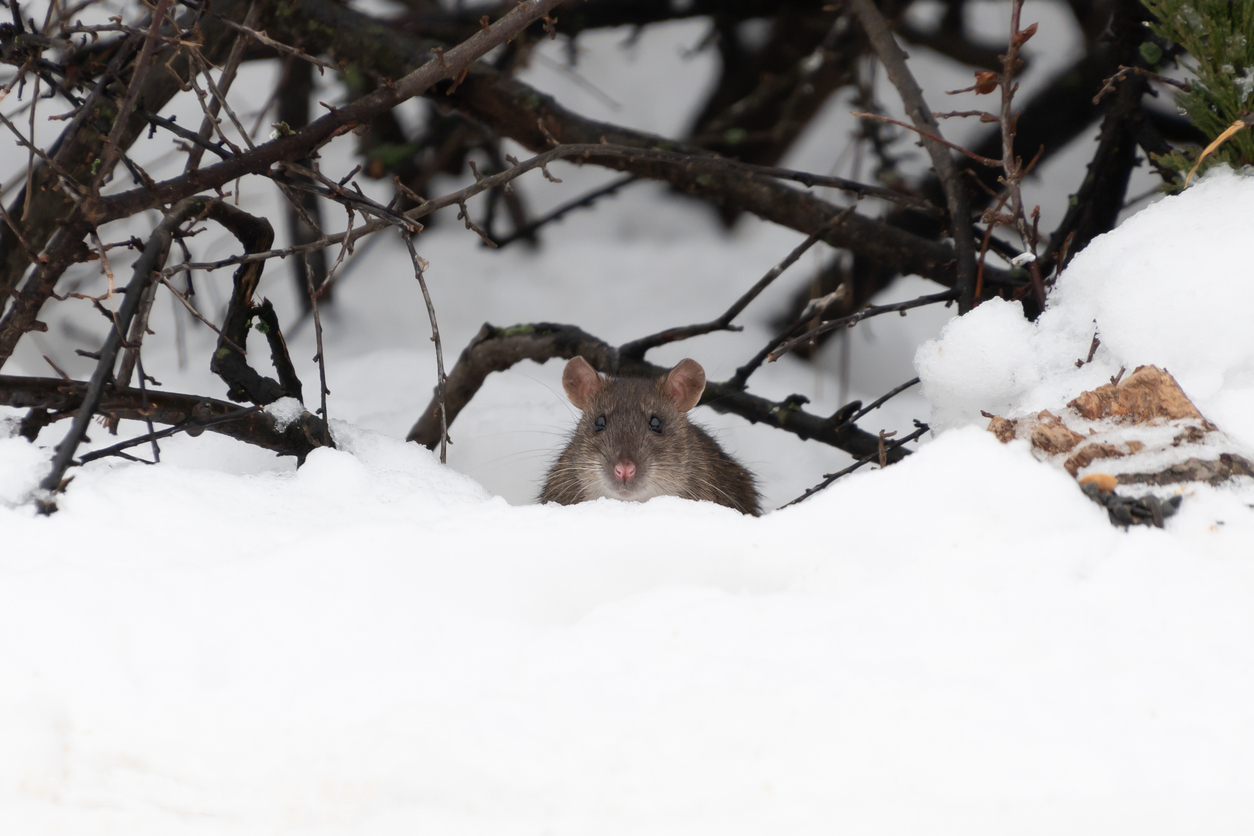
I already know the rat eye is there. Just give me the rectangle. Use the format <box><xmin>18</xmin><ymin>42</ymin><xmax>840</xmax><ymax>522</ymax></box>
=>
<box><xmin>649</xmin><ymin>416</ymin><xmax>662</xmax><ymax>434</ymax></box>
<box><xmin>594</xmin><ymin>415</ymin><xmax>606</xmax><ymax>432</ymax></box>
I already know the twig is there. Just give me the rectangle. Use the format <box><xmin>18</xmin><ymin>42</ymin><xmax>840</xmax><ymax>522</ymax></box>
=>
<box><xmin>157</xmin><ymin>275</ymin><xmax>244</xmax><ymax>353</ymax></box>
<box><xmin>135</xmin><ymin>353</ymin><xmax>160</xmax><ymax>462</ymax></box>
<box><xmin>0</xmin><ymin>374</ymin><xmax>328</xmax><ymax>460</ymax></box>
<box><xmin>403</xmin><ymin>233</ymin><xmax>448</xmax><ymax>463</ymax></box>
<box><xmin>185</xmin><ymin>1</ymin><xmax>259</xmax><ymax>171</ymax></box>
<box><xmin>778</xmin><ymin>420</ymin><xmax>929</xmax><ymax>509</ymax></box>
<box><xmin>0</xmin><ymin>106</ymin><xmax>83</xmax><ymax>197</ymax></box>
<box><xmin>994</xmin><ymin>1</ymin><xmax>1045</xmax><ymax>308</ymax></box>
<box><xmin>78</xmin><ymin>405</ymin><xmax>261</xmax><ymax>465</ymax></box>
<box><xmin>92</xmin><ymin>0</ymin><xmax>174</xmax><ymax>193</ymax></box>
<box><xmin>488</xmin><ymin>173</ymin><xmax>637</xmax><ymax>247</ymax></box>
<box><xmin>620</xmin><ymin>208</ymin><xmax>855</xmax><ymax>360</ymax></box>
<box><xmin>729</xmin><ymin>285</ymin><xmax>853</xmax><ymax>391</ymax></box>
<box><xmin>770</xmin><ymin>291</ymin><xmax>957</xmax><ymax>359</ymax></box>
<box><xmin>219</xmin><ymin>17</ymin><xmax>341</xmax><ymax>73</ymax></box>
<box><xmin>139</xmin><ymin>108</ymin><xmax>232</xmax><ymax>160</ymax></box>
<box><xmin>850</xmin><ymin>111</ymin><xmax>999</xmax><ymax>167</ymax></box>
<box><xmin>1093</xmin><ymin>64</ymin><xmax>1189</xmax><ymax>104</ymax></box>
<box><xmin>0</xmin><ymin>187</ymin><xmax>37</xmax><ymax>261</ymax></box>
<box><xmin>838</xmin><ymin>377</ymin><xmax>921</xmax><ymax>429</ymax></box>
<box><xmin>847</xmin><ymin>0</ymin><xmax>978</xmax><ymax>313</ymax></box>
<box><xmin>304</xmin><ymin>247</ymin><xmax>330</xmax><ymax>422</ymax></box>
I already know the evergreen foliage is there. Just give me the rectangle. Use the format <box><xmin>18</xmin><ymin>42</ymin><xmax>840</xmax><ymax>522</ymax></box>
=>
<box><xmin>1142</xmin><ymin>0</ymin><xmax>1254</xmax><ymax>185</ymax></box>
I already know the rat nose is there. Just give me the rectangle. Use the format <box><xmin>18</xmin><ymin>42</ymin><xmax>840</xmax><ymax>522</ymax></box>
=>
<box><xmin>613</xmin><ymin>460</ymin><xmax>636</xmax><ymax>483</ymax></box>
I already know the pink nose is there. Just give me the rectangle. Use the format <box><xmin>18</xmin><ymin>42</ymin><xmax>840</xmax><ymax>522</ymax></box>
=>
<box><xmin>614</xmin><ymin>461</ymin><xmax>636</xmax><ymax>482</ymax></box>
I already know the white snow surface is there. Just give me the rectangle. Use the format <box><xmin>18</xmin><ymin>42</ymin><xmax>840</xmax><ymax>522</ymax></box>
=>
<box><xmin>4</xmin><ymin>9</ymin><xmax>1254</xmax><ymax>832</ymax></box>
<box><xmin>918</xmin><ymin>168</ymin><xmax>1254</xmax><ymax>444</ymax></box>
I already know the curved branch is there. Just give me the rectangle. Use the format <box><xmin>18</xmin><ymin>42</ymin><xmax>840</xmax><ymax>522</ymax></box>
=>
<box><xmin>407</xmin><ymin>322</ymin><xmax>911</xmax><ymax>464</ymax></box>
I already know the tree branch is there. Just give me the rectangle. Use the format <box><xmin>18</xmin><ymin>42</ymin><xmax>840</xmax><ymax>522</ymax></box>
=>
<box><xmin>847</xmin><ymin>0</ymin><xmax>977</xmax><ymax>313</ymax></box>
<box><xmin>1</xmin><ymin>375</ymin><xmax>330</xmax><ymax>461</ymax></box>
<box><xmin>407</xmin><ymin>322</ymin><xmax>912</xmax><ymax>464</ymax></box>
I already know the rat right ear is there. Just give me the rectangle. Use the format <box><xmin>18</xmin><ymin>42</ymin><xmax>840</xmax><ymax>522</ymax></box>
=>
<box><xmin>662</xmin><ymin>359</ymin><xmax>706</xmax><ymax>412</ymax></box>
<box><xmin>562</xmin><ymin>356</ymin><xmax>605</xmax><ymax>410</ymax></box>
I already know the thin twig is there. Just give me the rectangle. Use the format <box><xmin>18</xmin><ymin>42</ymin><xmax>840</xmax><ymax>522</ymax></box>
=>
<box><xmin>995</xmin><ymin>1</ymin><xmax>1046</xmax><ymax>308</ymax></box>
<box><xmin>78</xmin><ymin>405</ymin><xmax>262</xmax><ymax>465</ymax></box>
<box><xmin>219</xmin><ymin>17</ymin><xmax>341</xmax><ymax>73</ymax></box>
<box><xmin>135</xmin><ymin>353</ymin><xmax>161</xmax><ymax>462</ymax></box>
<box><xmin>403</xmin><ymin>233</ymin><xmax>448</xmax><ymax>463</ymax></box>
<box><xmin>1093</xmin><ymin>64</ymin><xmax>1189</xmax><ymax>104</ymax></box>
<box><xmin>847</xmin><ymin>0</ymin><xmax>978</xmax><ymax>312</ymax></box>
<box><xmin>850</xmin><ymin>111</ymin><xmax>999</xmax><ymax>167</ymax></box>
<box><xmin>620</xmin><ymin>208</ymin><xmax>855</xmax><ymax>359</ymax></box>
<box><xmin>489</xmin><ymin>173</ymin><xmax>638</xmax><ymax>247</ymax></box>
<box><xmin>770</xmin><ymin>291</ymin><xmax>957</xmax><ymax>359</ymax></box>
<box><xmin>92</xmin><ymin>0</ymin><xmax>174</xmax><ymax>194</ymax></box>
<box><xmin>838</xmin><ymin>377</ymin><xmax>921</xmax><ymax>429</ymax></box>
<box><xmin>778</xmin><ymin>420</ymin><xmax>929</xmax><ymax>509</ymax></box>
<box><xmin>157</xmin><ymin>275</ymin><xmax>244</xmax><ymax>353</ymax></box>
<box><xmin>304</xmin><ymin>255</ymin><xmax>330</xmax><ymax>423</ymax></box>
<box><xmin>185</xmin><ymin>1</ymin><xmax>258</xmax><ymax>171</ymax></box>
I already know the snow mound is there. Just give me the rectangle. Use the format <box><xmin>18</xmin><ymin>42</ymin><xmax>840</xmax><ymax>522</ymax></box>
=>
<box><xmin>0</xmin><ymin>436</ymin><xmax>50</xmax><ymax>507</ymax></box>
<box><xmin>917</xmin><ymin>167</ymin><xmax>1254</xmax><ymax>447</ymax></box>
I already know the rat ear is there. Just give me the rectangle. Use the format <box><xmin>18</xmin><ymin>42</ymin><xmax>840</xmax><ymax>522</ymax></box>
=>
<box><xmin>562</xmin><ymin>356</ymin><xmax>605</xmax><ymax>410</ymax></box>
<box><xmin>662</xmin><ymin>358</ymin><xmax>705</xmax><ymax>412</ymax></box>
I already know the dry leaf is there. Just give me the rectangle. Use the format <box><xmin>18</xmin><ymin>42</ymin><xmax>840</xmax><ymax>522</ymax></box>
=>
<box><xmin>973</xmin><ymin>71</ymin><xmax>999</xmax><ymax>95</ymax></box>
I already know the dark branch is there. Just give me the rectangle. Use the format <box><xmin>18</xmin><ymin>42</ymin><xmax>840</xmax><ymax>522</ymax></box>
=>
<box><xmin>1</xmin><ymin>375</ymin><xmax>331</xmax><ymax>461</ymax></box>
<box><xmin>407</xmin><ymin>322</ymin><xmax>912</xmax><ymax>465</ymax></box>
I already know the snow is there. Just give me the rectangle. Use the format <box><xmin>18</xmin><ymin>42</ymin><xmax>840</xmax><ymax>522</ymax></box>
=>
<box><xmin>264</xmin><ymin>397</ymin><xmax>308</xmax><ymax>433</ymax></box>
<box><xmin>918</xmin><ymin>168</ymin><xmax>1254</xmax><ymax>446</ymax></box>
<box><xmin>4</xmin><ymin>8</ymin><xmax>1254</xmax><ymax>832</ymax></box>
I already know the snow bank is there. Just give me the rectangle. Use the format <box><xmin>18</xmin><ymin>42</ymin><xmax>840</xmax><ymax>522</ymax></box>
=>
<box><xmin>918</xmin><ymin>168</ymin><xmax>1254</xmax><ymax>445</ymax></box>
<box><xmin>4</xmin><ymin>420</ymin><xmax>1254</xmax><ymax>833</ymax></box>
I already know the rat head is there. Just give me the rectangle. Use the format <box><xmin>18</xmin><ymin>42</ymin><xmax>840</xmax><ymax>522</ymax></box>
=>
<box><xmin>561</xmin><ymin>356</ymin><xmax>706</xmax><ymax>502</ymax></box>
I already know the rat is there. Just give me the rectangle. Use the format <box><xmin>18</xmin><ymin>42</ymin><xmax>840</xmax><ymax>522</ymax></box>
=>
<box><xmin>540</xmin><ymin>356</ymin><xmax>761</xmax><ymax>515</ymax></box>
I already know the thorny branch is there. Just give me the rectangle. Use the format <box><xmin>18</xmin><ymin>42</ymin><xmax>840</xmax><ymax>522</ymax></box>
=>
<box><xmin>403</xmin><ymin>232</ymin><xmax>449</xmax><ymax>463</ymax></box>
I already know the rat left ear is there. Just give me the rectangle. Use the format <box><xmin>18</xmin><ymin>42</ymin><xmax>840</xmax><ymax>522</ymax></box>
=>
<box><xmin>662</xmin><ymin>359</ymin><xmax>705</xmax><ymax>412</ymax></box>
<box><xmin>563</xmin><ymin>356</ymin><xmax>605</xmax><ymax>410</ymax></box>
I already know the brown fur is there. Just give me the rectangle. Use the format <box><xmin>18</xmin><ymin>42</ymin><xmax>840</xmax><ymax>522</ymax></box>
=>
<box><xmin>540</xmin><ymin>358</ymin><xmax>761</xmax><ymax>515</ymax></box>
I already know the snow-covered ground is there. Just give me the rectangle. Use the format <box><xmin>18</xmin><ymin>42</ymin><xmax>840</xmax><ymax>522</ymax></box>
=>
<box><xmin>3</xmin><ymin>4</ymin><xmax>1254</xmax><ymax>831</ymax></box>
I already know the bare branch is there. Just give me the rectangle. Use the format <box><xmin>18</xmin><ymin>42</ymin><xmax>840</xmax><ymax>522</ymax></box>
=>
<box><xmin>407</xmin><ymin>323</ymin><xmax>911</xmax><ymax>465</ymax></box>
<box><xmin>770</xmin><ymin>291</ymin><xmax>957</xmax><ymax>359</ymax></box>
<box><xmin>847</xmin><ymin>0</ymin><xmax>977</xmax><ymax>313</ymax></box>
<box><xmin>620</xmin><ymin>208</ymin><xmax>856</xmax><ymax>360</ymax></box>
<box><xmin>403</xmin><ymin>233</ymin><xmax>448</xmax><ymax>463</ymax></box>
<box><xmin>779</xmin><ymin>420</ymin><xmax>929</xmax><ymax>509</ymax></box>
